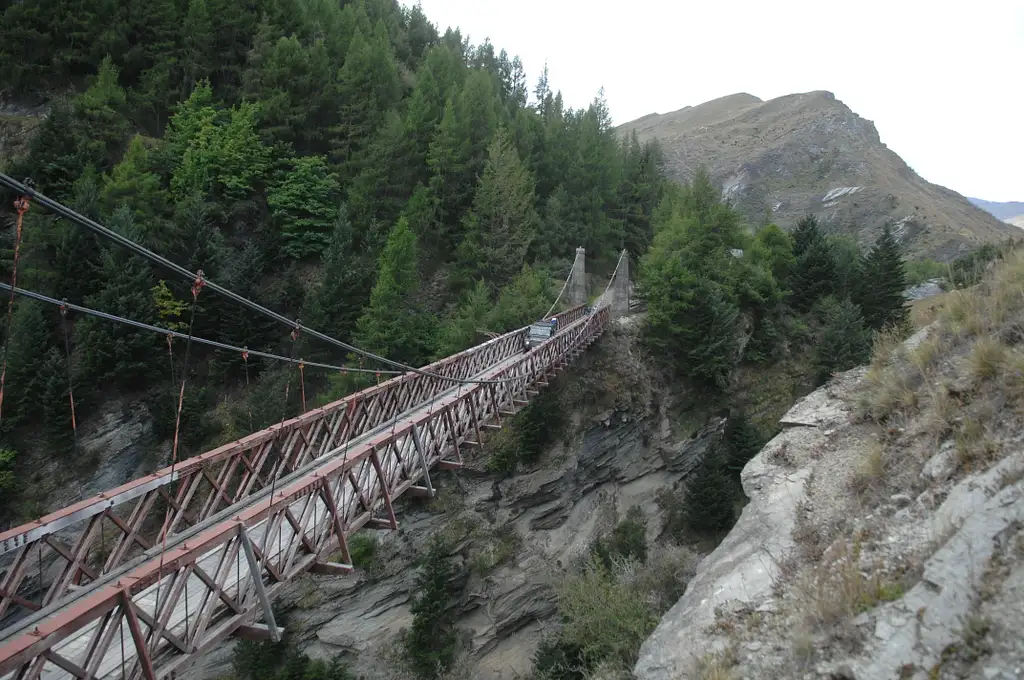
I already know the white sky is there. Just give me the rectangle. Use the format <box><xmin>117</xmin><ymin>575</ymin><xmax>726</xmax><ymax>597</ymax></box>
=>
<box><xmin>415</xmin><ymin>0</ymin><xmax>1023</xmax><ymax>202</ymax></box>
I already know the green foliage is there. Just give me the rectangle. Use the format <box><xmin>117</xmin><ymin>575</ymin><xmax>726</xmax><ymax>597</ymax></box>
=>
<box><xmin>592</xmin><ymin>506</ymin><xmax>648</xmax><ymax>568</ymax></box>
<box><xmin>151</xmin><ymin>281</ymin><xmax>189</xmax><ymax>331</ymax></box>
<box><xmin>354</xmin><ymin>217</ymin><xmax>434</xmax><ymax>366</ymax></box>
<box><xmin>147</xmin><ymin>386</ymin><xmax>212</xmax><ymax>457</ymax></box>
<box><xmin>855</xmin><ymin>226</ymin><xmax>909</xmax><ymax>331</ymax></box>
<box><xmin>682</xmin><ymin>452</ymin><xmax>736</xmax><ymax>534</ymax></box>
<box><xmin>829</xmin><ymin>234</ymin><xmax>863</xmax><ymax>300</ymax></box>
<box><xmin>170</xmin><ymin>99</ymin><xmax>269</xmax><ymax>202</ymax></box>
<box><xmin>949</xmin><ymin>242</ymin><xmax>1006</xmax><ymax>288</ymax></box>
<box><xmin>74</xmin><ymin>57</ymin><xmax>131</xmax><ymax>171</ymax></box>
<box><xmin>754</xmin><ymin>223</ymin><xmax>796</xmax><ymax>285</ymax></box>
<box><xmin>331</xmin><ymin>25</ymin><xmax>401</xmax><ymax>179</ymax></box>
<box><xmin>789</xmin><ymin>215</ymin><xmax>838</xmax><ymax>311</ymax></box>
<box><xmin>814</xmin><ymin>296</ymin><xmax>872</xmax><ymax>383</ymax></box>
<box><xmin>267</xmin><ymin>156</ymin><xmax>341</xmax><ymax>259</ymax></box>
<box><xmin>456</xmin><ymin>128</ymin><xmax>538</xmax><ymax>291</ymax></box>
<box><xmin>2</xmin><ymin>300</ymin><xmax>55</xmax><ymax>430</ymax></box>
<box><xmin>487</xmin><ymin>264</ymin><xmax>557</xmax><ymax>332</ymax></box>
<box><xmin>905</xmin><ymin>258</ymin><xmax>947</xmax><ymax>286</ymax></box>
<box><xmin>723</xmin><ymin>411</ymin><xmax>764</xmax><ymax>475</ymax></box>
<box><xmin>232</xmin><ymin>633</ymin><xmax>354</xmax><ymax>680</ymax></box>
<box><xmin>347</xmin><ymin>531</ymin><xmax>378</xmax><ymax>570</ymax></box>
<box><xmin>39</xmin><ymin>347</ymin><xmax>75</xmax><ymax>454</ymax></box>
<box><xmin>0</xmin><ymin>0</ymin><xmax>670</xmax><ymax>482</ymax></box>
<box><xmin>101</xmin><ymin>135</ymin><xmax>168</xmax><ymax>229</ymax></box>
<box><xmin>76</xmin><ymin>210</ymin><xmax>162</xmax><ymax>389</ymax></box>
<box><xmin>485</xmin><ymin>391</ymin><xmax>563</xmax><ymax>474</ymax></box>
<box><xmin>405</xmin><ymin>534</ymin><xmax>460</xmax><ymax>679</ymax></box>
<box><xmin>533</xmin><ymin>638</ymin><xmax>587</xmax><ymax>680</ymax></box>
<box><xmin>643</xmin><ymin>264</ymin><xmax>739</xmax><ymax>388</ymax></box>
<box><xmin>0</xmin><ymin>448</ymin><xmax>15</xmax><ymax>515</ymax></box>
<box><xmin>553</xmin><ymin>556</ymin><xmax>658</xmax><ymax>672</ymax></box>
<box><xmin>640</xmin><ymin>171</ymin><xmax>784</xmax><ymax>388</ymax></box>
<box><xmin>303</xmin><ymin>212</ymin><xmax>375</xmax><ymax>349</ymax></box>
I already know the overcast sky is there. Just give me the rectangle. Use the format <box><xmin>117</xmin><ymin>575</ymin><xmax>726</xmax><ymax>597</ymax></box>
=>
<box><xmin>416</xmin><ymin>0</ymin><xmax>1023</xmax><ymax>202</ymax></box>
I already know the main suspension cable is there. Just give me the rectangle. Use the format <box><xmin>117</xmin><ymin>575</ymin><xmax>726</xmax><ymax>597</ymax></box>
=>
<box><xmin>0</xmin><ymin>173</ymin><xmax>565</xmax><ymax>385</ymax></box>
<box><xmin>0</xmin><ymin>281</ymin><xmax>403</xmax><ymax>376</ymax></box>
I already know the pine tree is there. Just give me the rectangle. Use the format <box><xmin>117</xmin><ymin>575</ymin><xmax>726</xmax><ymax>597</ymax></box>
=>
<box><xmin>180</xmin><ymin>0</ymin><xmax>214</xmax><ymax>99</ymax></box>
<box><xmin>74</xmin><ymin>57</ymin><xmax>131</xmax><ymax>170</ymax></box>
<box><xmin>791</xmin><ymin>214</ymin><xmax>822</xmax><ymax>258</ymax></box>
<box><xmin>39</xmin><ymin>347</ymin><xmax>75</xmax><ymax>455</ymax></box>
<box><xmin>856</xmin><ymin>226</ymin><xmax>909</xmax><ymax>330</ymax></box>
<box><xmin>331</xmin><ymin>24</ymin><xmax>401</xmax><ymax>179</ymax></box>
<box><xmin>171</xmin><ymin>101</ymin><xmax>269</xmax><ymax>203</ymax></box>
<box><xmin>303</xmin><ymin>212</ymin><xmax>376</xmax><ymax>349</ymax></box>
<box><xmin>788</xmin><ymin>215</ymin><xmax>837</xmax><ymax>312</ymax></box>
<box><xmin>487</xmin><ymin>264</ymin><xmax>553</xmax><ymax>332</ymax></box>
<box><xmin>354</xmin><ymin>217</ymin><xmax>433</xmax><ymax>366</ymax></box>
<box><xmin>15</xmin><ymin>99</ymin><xmax>86</xmax><ymax>200</ymax></box>
<box><xmin>424</xmin><ymin>70</ymin><xmax>499</xmax><ymax>251</ymax></box>
<box><xmin>456</xmin><ymin>128</ymin><xmax>538</xmax><ymax>290</ymax></box>
<box><xmin>683</xmin><ymin>451</ymin><xmax>735</xmax><ymax>533</ymax></box>
<box><xmin>2</xmin><ymin>300</ymin><xmax>54</xmax><ymax>430</ymax></box>
<box><xmin>101</xmin><ymin>135</ymin><xmax>168</xmax><ymax>232</ymax></box>
<box><xmin>242</xmin><ymin>33</ymin><xmax>338</xmax><ymax>154</ymax></box>
<box><xmin>723</xmin><ymin>411</ymin><xmax>763</xmax><ymax>474</ymax></box>
<box><xmin>754</xmin><ymin>224</ymin><xmax>796</xmax><ymax>285</ymax></box>
<box><xmin>267</xmin><ymin>155</ymin><xmax>341</xmax><ymax>259</ymax></box>
<box><xmin>76</xmin><ymin>208</ymin><xmax>162</xmax><ymax>388</ymax></box>
<box><xmin>405</xmin><ymin>534</ymin><xmax>459</xmax><ymax>679</ymax></box>
<box><xmin>436</xmin><ymin>280</ymin><xmax>492</xmax><ymax>357</ymax></box>
<box><xmin>680</xmin><ymin>278</ymin><xmax>741</xmax><ymax>388</ymax></box>
<box><xmin>814</xmin><ymin>296</ymin><xmax>872</xmax><ymax>382</ymax></box>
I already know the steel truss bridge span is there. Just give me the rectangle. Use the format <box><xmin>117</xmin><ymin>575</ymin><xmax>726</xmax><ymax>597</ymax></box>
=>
<box><xmin>0</xmin><ymin>269</ymin><xmax>623</xmax><ymax>680</ymax></box>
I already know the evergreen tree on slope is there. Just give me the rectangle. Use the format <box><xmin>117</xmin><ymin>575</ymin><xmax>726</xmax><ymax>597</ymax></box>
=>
<box><xmin>856</xmin><ymin>225</ymin><xmax>908</xmax><ymax>330</ymax></box>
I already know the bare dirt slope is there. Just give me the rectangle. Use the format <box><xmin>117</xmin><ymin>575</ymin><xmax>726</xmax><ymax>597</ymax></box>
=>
<box><xmin>618</xmin><ymin>91</ymin><xmax>1018</xmax><ymax>262</ymax></box>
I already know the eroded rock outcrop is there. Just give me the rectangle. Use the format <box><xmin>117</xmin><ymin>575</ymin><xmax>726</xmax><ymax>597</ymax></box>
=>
<box><xmin>635</xmin><ymin>320</ymin><xmax>1024</xmax><ymax>680</ymax></box>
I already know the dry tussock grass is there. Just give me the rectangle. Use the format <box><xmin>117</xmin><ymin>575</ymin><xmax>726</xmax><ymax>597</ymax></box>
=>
<box><xmin>690</xmin><ymin>646</ymin><xmax>737</xmax><ymax>680</ymax></box>
<box><xmin>793</xmin><ymin>535</ymin><xmax>904</xmax><ymax>631</ymax></box>
<box><xmin>863</xmin><ymin>248</ymin><xmax>1024</xmax><ymax>443</ymax></box>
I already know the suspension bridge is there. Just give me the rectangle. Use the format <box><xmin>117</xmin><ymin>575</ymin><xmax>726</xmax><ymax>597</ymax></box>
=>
<box><xmin>0</xmin><ymin>175</ymin><xmax>633</xmax><ymax>680</ymax></box>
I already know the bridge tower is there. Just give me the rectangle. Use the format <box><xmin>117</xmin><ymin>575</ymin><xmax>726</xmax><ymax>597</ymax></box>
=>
<box><xmin>610</xmin><ymin>249</ymin><xmax>630</xmax><ymax>318</ymax></box>
<box><xmin>568</xmin><ymin>246</ymin><xmax>587</xmax><ymax>307</ymax></box>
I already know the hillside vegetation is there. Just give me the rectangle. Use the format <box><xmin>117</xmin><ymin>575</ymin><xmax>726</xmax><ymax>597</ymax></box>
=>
<box><xmin>618</xmin><ymin>91</ymin><xmax>1018</xmax><ymax>262</ymax></box>
<box><xmin>636</xmin><ymin>242</ymin><xmax>1024</xmax><ymax>680</ymax></box>
<box><xmin>0</xmin><ymin>0</ymin><xmax>665</xmax><ymax>522</ymax></box>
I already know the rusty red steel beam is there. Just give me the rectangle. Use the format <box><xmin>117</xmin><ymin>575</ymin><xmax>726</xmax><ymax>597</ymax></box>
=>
<box><xmin>0</xmin><ymin>305</ymin><xmax>587</xmax><ymax>622</ymax></box>
<box><xmin>0</xmin><ymin>307</ymin><xmax>608</xmax><ymax>680</ymax></box>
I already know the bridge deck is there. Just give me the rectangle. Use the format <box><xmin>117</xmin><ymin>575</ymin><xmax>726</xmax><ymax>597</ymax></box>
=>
<box><xmin>0</xmin><ymin>304</ymin><xmax>611</xmax><ymax>680</ymax></box>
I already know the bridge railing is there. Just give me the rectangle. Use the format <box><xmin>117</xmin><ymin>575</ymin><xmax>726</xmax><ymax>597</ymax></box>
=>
<box><xmin>0</xmin><ymin>306</ymin><xmax>609</xmax><ymax>680</ymax></box>
<box><xmin>0</xmin><ymin>304</ymin><xmax>586</xmax><ymax>626</ymax></box>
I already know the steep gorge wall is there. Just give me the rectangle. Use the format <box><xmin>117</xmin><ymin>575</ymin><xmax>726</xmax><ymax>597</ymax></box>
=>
<box><xmin>635</xmin><ymin>321</ymin><xmax>1024</xmax><ymax>680</ymax></box>
<box><xmin>185</xmin><ymin>322</ymin><xmax>726</xmax><ymax>680</ymax></box>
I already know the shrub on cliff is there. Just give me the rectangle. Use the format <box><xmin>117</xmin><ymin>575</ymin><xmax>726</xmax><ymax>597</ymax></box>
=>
<box><xmin>404</xmin><ymin>534</ymin><xmax>460</xmax><ymax>679</ymax></box>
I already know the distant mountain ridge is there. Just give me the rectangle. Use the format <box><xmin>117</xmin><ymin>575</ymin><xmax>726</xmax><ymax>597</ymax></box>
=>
<box><xmin>617</xmin><ymin>91</ymin><xmax>1018</xmax><ymax>262</ymax></box>
<box><xmin>968</xmin><ymin>197</ymin><xmax>1024</xmax><ymax>225</ymax></box>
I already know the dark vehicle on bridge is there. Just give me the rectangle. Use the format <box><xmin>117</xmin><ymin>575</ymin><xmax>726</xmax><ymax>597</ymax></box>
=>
<box><xmin>525</xmin><ymin>318</ymin><xmax>558</xmax><ymax>350</ymax></box>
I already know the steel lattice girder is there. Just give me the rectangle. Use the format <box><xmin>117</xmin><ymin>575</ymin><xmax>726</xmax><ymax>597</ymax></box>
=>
<box><xmin>0</xmin><ymin>307</ymin><xmax>608</xmax><ymax>680</ymax></box>
<box><xmin>0</xmin><ymin>305</ymin><xmax>587</xmax><ymax>625</ymax></box>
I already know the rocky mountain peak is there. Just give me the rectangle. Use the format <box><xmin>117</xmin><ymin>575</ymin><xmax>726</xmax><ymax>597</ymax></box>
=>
<box><xmin>618</xmin><ymin>91</ymin><xmax>1016</xmax><ymax>262</ymax></box>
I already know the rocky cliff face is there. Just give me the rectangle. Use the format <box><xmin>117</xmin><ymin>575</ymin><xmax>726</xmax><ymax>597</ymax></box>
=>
<box><xmin>618</xmin><ymin>91</ymin><xmax>1018</xmax><ymax>262</ymax></box>
<box><xmin>185</xmin><ymin>322</ymin><xmax>726</xmax><ymax>680</ymax></box>
<box><xmin>634</xmin><ymin>274</ymin><xmax>1024</xmax><ymax>680</ymax></box>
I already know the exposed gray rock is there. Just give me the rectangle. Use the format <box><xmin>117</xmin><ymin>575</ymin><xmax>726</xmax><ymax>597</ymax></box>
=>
<box><xmin>905</xmin><ymin>279</ymin><xmax>944</xmax><ymax>301</ymax></box>
<box><xmin>633</xmin><ymin>424</ymin><xmax>817</xmax><ymax>679</ymax></box>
